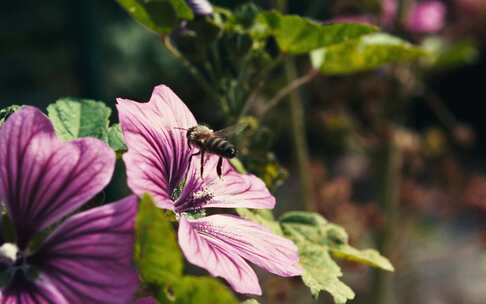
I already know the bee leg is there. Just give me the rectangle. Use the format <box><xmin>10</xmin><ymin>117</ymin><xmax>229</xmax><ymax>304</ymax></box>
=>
<box><xmin>217</xmin><ymin>156</ymin><xmax>223</xmax><ymax>179</ymax></box>
<box><xmin>200</xmin><ymin>150</ymin><xmax>205</xmax><ymax>178</ymax></box>
<box><xmin>185</xmin><ymin>150</ymin><xmax>200</xmax><ymax>181</ymax></box>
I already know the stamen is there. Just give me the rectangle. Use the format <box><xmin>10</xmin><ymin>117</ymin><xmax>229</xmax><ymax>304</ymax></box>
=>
<box><xmin>0</xmin><ymin>243</ymin><xmax>18</xmax><ymax>265</ymax></box>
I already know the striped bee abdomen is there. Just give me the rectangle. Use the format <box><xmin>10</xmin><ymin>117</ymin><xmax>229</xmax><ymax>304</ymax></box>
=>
<box><xmin>205</xmin><ymin>137</ymin><xmax>237</xmax><ymax>158</ymax></box>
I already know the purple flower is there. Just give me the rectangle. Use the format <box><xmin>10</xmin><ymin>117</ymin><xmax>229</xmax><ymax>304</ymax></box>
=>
<box><xmin>406</xmin><ymin>1</ymin><xmax>446</xmax><ymax>33</ymax></box>
<box><xmin>187</xmin><ymin>0</ymin><xmax>213</xmax><ymax>15</ymax></box>
<box><xmin>117</xmin><ymin>85</ymin><xmax>302</xmax><ymax>295</ymax></box>
<box><xmin>0</xmin><ymin>107</ymin><xmax>139</xmax><ymax>303</ymax></box>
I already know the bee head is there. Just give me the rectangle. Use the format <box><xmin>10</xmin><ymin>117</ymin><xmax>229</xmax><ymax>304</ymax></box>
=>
<box><xmin>186</xmin><ymin>126</ymin><xmax>198</xmax><ymax>141</ymax></box>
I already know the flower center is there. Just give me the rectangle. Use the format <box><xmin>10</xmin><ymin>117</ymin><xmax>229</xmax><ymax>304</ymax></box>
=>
<box><xmin>172</xmin><ymin>180</ymin><xmax>214</xmax><ymax>215</ymax></box>
<box><xmin>0</xmin><ymin>243</ymin><xmax>35</xmax><ymax>288</ymax></box>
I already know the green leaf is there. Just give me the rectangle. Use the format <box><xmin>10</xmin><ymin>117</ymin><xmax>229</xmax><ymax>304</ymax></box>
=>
<box><xmin>236</xmin><ymin>208</ymin><xmax>283</xmax><ymax>235</ymax></box>
<box><xmin>165</xmin><ymin>276</ymin><xmax>238</xmax><ymax>304</ymax></box>
<box><xmin>330</xmin><ymin>245</ymin><xmax>394</xmax><ymax>272</ymax></box>
<box><xmin>311</xmin><ymin>33</ymin><xmax>426</xmax><ymax>75</ymax></box>
<box><xmin>421</xmin><ymin>37</ymin><xmax>479</xmax><ymax>71</ymax></box>
<box><xmin>135</xmin><ymin>194</ymin><xmax>182</xmax><ymax>285</ymax></box>
<box><xmin>258</xmin><ymin>10</ymin><xmax>378</xmax><ymax>54</ymax></box>
<box><xmin>0</xmin><ymin>105</ymin><xmax>20</xmax><ymax>125</ymax></box>
<box><xmin>298</xmin><ymin>243</ymin><xmax>355</xmax><ymax>303</ymax></box>
<box><xmin>116</xmin><ymin>0</ymin><xmax>194</xmax><ymax>34</ymax></box>
<box><xmin>47</xmin><ymin>98</ymin><xmax>111</xmax><ymax>141</ymax></box>
<box><xmin>241</xmin><ymin>299</ymin><xmax>260</xmax><ymax>304</ymax></box>
<box><xmin>279</xmin><ymin>211</ymin><xmax>393</xmax><ymax>302</ymax></box>
<box><xmin>107</xmin><ymin>123</ymin><xmax>127</xmax><ymax>152</ymax></box>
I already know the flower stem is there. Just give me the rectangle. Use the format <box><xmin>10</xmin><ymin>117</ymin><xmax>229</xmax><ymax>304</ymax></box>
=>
<box><xmin>370</xmin><ymin>131</ymin><xmax>402</xmax><ymax>304</ymax></box>
<box><xmin>285</xmin><ymin>61</ymin><xmax>316</xmax><ymax>211</ymax></box>
<box><xmin>258</xmin><ymin>69</ymin><xmax>318</xmax><ymax>118</ymax></box>
<box><xmin>162</xmin><ymin>36</ymin><xmax>223</xmax><ymax>110</ymax></box>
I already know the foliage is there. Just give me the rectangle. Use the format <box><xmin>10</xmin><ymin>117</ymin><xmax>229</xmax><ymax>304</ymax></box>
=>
<box><xmin>116</xmin><ymin>0</ymin><xmax>193</xmax><ymax>34</ymax></box>
<box><xmin>47</xmin><ymin>98</ymin><xmax>126</xmax><ymax>152</ymax></box>
<box><xmin>235</xmin><ymin>208</ymin><xmax>393</xmax><ymax>302</ymax></box>
<box><xmin>258</xmin><ymin>10</ymin><xmax>378</xmax><ymax>54</ymax></box>
<box><xmin>311</xmin><ymin>33</ymin><xmax>426</xmax><ymax>75</ymax></box>
<box><xmin>0</xmin><ymin>105</ymin><xmax>20</xmax><ymax>125</ymax></box>
<box><xmin>421</xmin><ymin>38</ymin><xmax>479</xmax><ymax>71</ymax></box>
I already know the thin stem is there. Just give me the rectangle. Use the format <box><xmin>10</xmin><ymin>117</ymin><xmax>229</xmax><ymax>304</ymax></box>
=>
<box><xmin>370</xmin><ymin>131</ymin><xmax>402</xmax><ymax>304</ymax></box>
<box><xmin>162</xmin><ymin>36</ymin><xmax>221</xmax><ymax>105</ymax></box>
<box><xmin>239</xmin><ymin>54</ymin><xmax>285</xmax><ymax>118</ymax></box>
<box><xmin>258</xmin><ymin>69</ymin><xmax>319</xmax><ymax>118</ymax></box>
<box><xmin>424</xmin><ymin>89</ymin><xmax>457</xmax><ymax>129</ymax></box>
<box><xmin>286</xmin><ymin>61</ymin><xmax>316</xmax><ymax>211</ymax></box>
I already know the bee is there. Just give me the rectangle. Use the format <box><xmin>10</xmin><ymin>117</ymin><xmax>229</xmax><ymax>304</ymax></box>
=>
<box><xmin>178</xmin><ymin>123</ymin><xmax>247</xmax><ymax>178</ymax></box>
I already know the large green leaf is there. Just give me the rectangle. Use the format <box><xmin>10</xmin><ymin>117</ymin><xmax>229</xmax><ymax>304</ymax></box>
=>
<box><xmin>135</xmin><ymin>194</ymin><xmax>182</xmax><ymax>285</ymax></box>
<box><xmin>258</xmin><ymin>10</ymin><xmax>378</xmax><ymax>54</ymax></box>
<box><xmin>47</xmin><ymin>98</ymin><xmax>128</xmax><ymax>152</ymax></box>
<box><xmin>280</xmin><ymin>211</ymin><xmax>393</xmax><ymax>302</ymax></box>
<box><xmin>298</xmin><ymin>243</ymin><xmax>355</xmax><ymax>304</ymax></box>
<box><xmin>47</xmin><ymin>98</ymin><xmax>111</xmax><ymax>141</ymax></box>
<box><xmin>311</xmin><ymin>33</ymin><xmax>426</xmax><ymax>74</ymax></box>
<box><xmin>117</xmin><ymin>0</ymin><xmax>194</xmax><ymax>34</ymax></box>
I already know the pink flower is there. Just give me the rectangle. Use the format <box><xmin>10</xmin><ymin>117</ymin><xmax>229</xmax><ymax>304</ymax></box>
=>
<box><xmin>0</xmin><ymin>107</ymin><xmax>139</xmax><ymax>303</ymax></box>
<box><xmin>382</xmin><ymin>0</ymin><xmax>398</xmax><ymax>28</ymax></box>
<box><xmin>406</xmin><ymin>1</ymin><xmax>446</xmax><ymax>33</ymax></box>
<box><xmin>117</xmin><ymin>85</ymin><xmax>302</xmax><ymax>295</ymax></box>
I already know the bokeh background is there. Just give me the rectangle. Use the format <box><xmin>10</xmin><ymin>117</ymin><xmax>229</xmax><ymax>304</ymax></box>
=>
<box><xmin>3</xmin><ymin>1</ymin><xmax>486</xmax><ymax>303</ymax></box>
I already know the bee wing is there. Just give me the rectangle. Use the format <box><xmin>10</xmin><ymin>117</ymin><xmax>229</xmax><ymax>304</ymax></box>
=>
<box><xmin>213</xmin><ymin>122</ymin><xmax>249</xmax><ymax>139</ymax></box>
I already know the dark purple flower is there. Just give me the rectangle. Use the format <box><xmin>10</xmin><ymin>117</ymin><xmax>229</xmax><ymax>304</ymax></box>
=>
<box><xmin>117</xmin><ymin>85</ymin><xmax>302</xmax><ymax>295</ymax></box>
<box><xmin>0</xmin><ymin>107</ymin><xmax>139</xmax><ymax>303</ymax></box>
<box><xmin>406</xmin><ymin>0</ymin><xmax>446</xmax><ymax>33</ymax></box>
<box><xmin>187</xmin><ymin>0</ymin><xmax>213</xmax><ymax>15</ymax></box>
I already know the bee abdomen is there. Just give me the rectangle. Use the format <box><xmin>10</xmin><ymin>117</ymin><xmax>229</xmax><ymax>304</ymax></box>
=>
<box><xmin>206</xmin><ymin>137</ymin><xmax>236</xmax><ymax>158</ymax></box>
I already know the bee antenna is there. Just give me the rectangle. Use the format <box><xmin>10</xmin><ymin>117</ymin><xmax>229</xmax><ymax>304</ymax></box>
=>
<box><xmin>173</xmin><ymin>127</ymin><xmax>188</xmax><ymax>131</ymax></box>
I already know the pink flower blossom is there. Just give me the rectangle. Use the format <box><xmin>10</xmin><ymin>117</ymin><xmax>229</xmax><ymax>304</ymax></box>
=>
<box><xmin>0</xmin><ymin>107</ymin><xmax>139</xmax><ymax>303</ymax></box>
<box><xmin>117</xmin><ymin>85</ymin><xmax>302</xmax><ymax>295</ymax></box>
<box><xmin>406</xmin><ymin>1</ymin><xmax>446</xmax><ymax>33</ymax></box>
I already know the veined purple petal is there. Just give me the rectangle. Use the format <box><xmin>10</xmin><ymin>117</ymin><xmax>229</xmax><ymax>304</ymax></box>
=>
<box><xmin>203</xmin><ymin>156</ymin><xmax>275</xmax><ymax>210</ymax></box>
<box><xmin>175</xmin><ymin>157</ymin><xmax>275</xmax><ymax>212</ymax></box>
<box><xmin>1</xmin><ymin>274</ymin><xmax>69</xmax><ymax>303</ymax></box>
<box><xmin>178</xmin><ymin>215</ymin><xmax>302</xmax><ymax>295</ymax></box>
<box><xmin>0</xmin><ymin>107</ymin><xmax>115</xmax><ymax>249</ymax></box>
<box><xmin>187</xmin><ymin>0</ymin><xmax>213</xmax><ymax>15</ymax></box>
<box><xmin>178</xmin><ymin>216</ymin><xmax>261</xmax><ymax>295</ymax></box>
<box><xmin>117</xmin><ymin>85</ymin><xmax>197</xmax><ymax>209</ymax></box>
<box><xmin>135</xmin><ymin>297</ymin><xmax>158</xmax><ymax>304</ymax></box>
<box><xmin>31</xmin><ymin>196</ymin><xmax>139</xmax><ymax>304</ymax></box>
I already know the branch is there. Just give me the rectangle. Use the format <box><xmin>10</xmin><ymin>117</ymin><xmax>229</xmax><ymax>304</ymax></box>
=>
<box><xmin>162</xmin><ymin>36</ymin><xmax>220</xmax><ymax>103</ymax></box>
<box><xmin>259</xmin><ymin>69</ymin><xmax>319</xmax><ymax>117</ymax></box>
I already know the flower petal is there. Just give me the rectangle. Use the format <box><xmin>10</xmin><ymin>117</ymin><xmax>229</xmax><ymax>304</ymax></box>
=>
<box><xmin>178</xmin><ymin>216</ymin><xmax>261</xmax><ymax>295</ymax></box>
<box><xmin>117</xmin><ymin>89</ymin><xmax>195</xmax><ymax>209</ymax></box>
<box><xmin>31</xmin><ymin>196</ymin><xmax>139</xmax><ymax>304</ymax></box>
<box><xmin>201</xmin><ymin>157</ymin><xmax>275</xmax><ymax>209</ymax></box>
<box><xmin>1</xmin><ymin>274</ymin><xmax>69</xmax><ymax>303</ymax></box>
<box><xmin>178</xmin><ymin>215</ymin><xmax>302</xmax><ymax>294</ymax></box>
<box><xmin>0</xmin><ymin>107</ymin><xmax>115</xmax><ymax>248</ymax></box>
